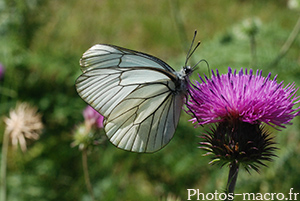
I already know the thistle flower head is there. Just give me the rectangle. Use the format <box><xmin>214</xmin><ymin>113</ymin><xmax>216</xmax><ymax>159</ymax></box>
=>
<box><xmin>186</xmin><ymin>67</ymin><xmax>300</xmax><ymax>172</ymax></box>
<box><xmin>187</xmin><ymin>67</ymin><xmax>300</xmax><ymax>128</ymax></box>
<box><xmin>72</xmin><ymin>105</ymin><xmax>105</xmax><ymax>150</ymax></box>
<box><xmin>233</xmin><ymin>17</ymin><xmax>262</xmax><ymax>39</ymax></box>
<box><xmin>4</xmin><ymin>102</ymin><xmax>43</xmax><ymax>152</ymax></box>
<box><xmin>83</xmin><ymin>105</ymin><xmax>104</xmax><ymax>129</ymax></box>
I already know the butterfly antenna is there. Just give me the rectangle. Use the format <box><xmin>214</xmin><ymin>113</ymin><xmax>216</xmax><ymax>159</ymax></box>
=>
<box><xmin>185</xmin><ymin>30</ymin><xmax>200</xmax><ymax>67</ymax></box>
<box><xmin>192</xmin><ymin>59</ymin><xmax>211</xmax><ymax>77</ymax></box>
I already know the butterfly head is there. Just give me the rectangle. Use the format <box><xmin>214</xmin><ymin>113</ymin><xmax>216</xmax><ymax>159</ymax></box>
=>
<box><xmin>177</xmin><ymin>65</ymin><xmax>193</xmax><ymax>81</ymax></box>
<box><xmin>184</xmin><ymin>65</ymin><xmax>193</xmax><ymax>76</ymax></box>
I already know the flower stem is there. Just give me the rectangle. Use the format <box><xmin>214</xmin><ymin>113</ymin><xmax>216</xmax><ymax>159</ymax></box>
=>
<box><xmin>250</xmin><ymin>34</ymin><xmax>256</xmax><ymax>68</ymax></box>
<box><xmin>169</xmin><ymin>0</ymin><xmax>190</xmax><ymax>55</ymax></box>
<box><xmin>82</xmin><ymin>148</ymin><xmax>96</xmax><ymax>201</ymax></box>
<box><xmin>226</xmin><ymin>162</ymin><xmax>239</xmax><ymax>200</ymax></box>
<box><xmin>1</xmin><ymin>131</ymin><xmax>9</xmax><ymax>201</ymax></box>
<box><xmin>269</xmin><ymin>14</ymin><xmax>300</xmax><ymax>67</ymax></box>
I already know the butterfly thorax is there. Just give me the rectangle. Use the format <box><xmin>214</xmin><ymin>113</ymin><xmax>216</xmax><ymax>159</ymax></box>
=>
<box><xmin>174</xmin><ymin>66</ymin><xmax>192</xmax><ymax>95</ymax></box>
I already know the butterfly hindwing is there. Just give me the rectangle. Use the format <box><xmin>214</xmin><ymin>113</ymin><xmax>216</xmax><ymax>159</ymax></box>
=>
<box><xmin>76</xmin><ymin>67</ymin><xmax>183</xmax><ymax>152</ymax></box>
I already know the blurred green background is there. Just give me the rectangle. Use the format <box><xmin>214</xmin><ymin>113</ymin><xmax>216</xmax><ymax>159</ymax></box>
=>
<box><xmin>0</xmin><ymin>0</ymin><xmax>300</xmax><ymax>200</ymax></box>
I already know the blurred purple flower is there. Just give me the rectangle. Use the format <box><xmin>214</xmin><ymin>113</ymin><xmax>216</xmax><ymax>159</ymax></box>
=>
<box><xmin>0</xmin><ymin>63</ymin><xmax>5</xmax><ymax>80</ymax></box>
<box><xmin>83</xmin><ymin>105</ymin><xmax>104</xmax><ymax>128</ymax></box>
<box><xmin>186</xmin><ymin>67</ymin><xmax>300</xmax><ymax>128</ymax></box>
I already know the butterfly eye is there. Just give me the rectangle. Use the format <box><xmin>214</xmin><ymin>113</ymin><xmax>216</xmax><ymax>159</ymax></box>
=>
<box><xmin>184</xmin><ymin>66</ymin><xmax>193</xmax><ymax>75</ymax></box>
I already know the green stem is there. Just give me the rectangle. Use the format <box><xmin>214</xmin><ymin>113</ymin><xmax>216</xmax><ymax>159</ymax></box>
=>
<box><xmin>226</xmin><ymin>162</ymin><xmax>239</xmax><ymax>200</ymax></box>
<box><xmin>269</xmin><ymin>14</ymin><xmax>300</xmax><ymax>67</ymax></box>
<box><xmin>1</xmin><ymin>131</ymin><xmax>9</xmax><ymax>201</ymax></box>
<box><xmin>250</xmin><ymin>34</ymin><xmax>256</xmax><ymax>68</ymax></box>
<box><xmin>169</xmin><ymin>0</ymin><xmax>189</xmax><ymax>53</ymax></box>
<box><xmin>82</xmin><ymin>148</ymin><xmax>96</xmax><ymax>201</ymax></box>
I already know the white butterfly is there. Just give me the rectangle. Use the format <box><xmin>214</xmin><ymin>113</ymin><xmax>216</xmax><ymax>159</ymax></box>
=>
<box><xmin>76</xmin><ymin>32</ymin><xmax>200</xmax><ymax>153</ymax></box>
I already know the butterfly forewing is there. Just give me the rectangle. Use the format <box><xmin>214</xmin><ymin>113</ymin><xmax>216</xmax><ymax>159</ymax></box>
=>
<box><xmin>76</xmin><ymin>44</ymin><xmax>187</xmax><ymax>153</ymax></box>
<box><xmin>80</xmin><ymin>44</ymin><xmax>175</xmax><ymax>73</ymax></box>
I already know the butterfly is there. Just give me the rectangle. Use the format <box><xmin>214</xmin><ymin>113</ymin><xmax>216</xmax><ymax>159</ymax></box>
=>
<box><xmin>76</xmin><ymin>31</ymin><xmax>201</xmax><ymax>153</ymax></box>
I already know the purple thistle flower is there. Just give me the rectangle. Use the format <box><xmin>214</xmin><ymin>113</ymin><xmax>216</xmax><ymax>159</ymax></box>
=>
<box><xmin>83</xmin><ymin>105</ymin><xmax>104</xmax><ymax>128</ymax></box>
<box><xmin>187</xmin><ymin>67</ymin><xmax>300</xmax><ymax>128</ymax></box>
<box><xmin>72</xmin><ymin>106</ymin><xmax>105</xmax><ymax>150</ymax></box>
<box><xmin>185</xmin><ymin>67</ymin><xmax>300</xmax><ymax>175</ymax></box>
